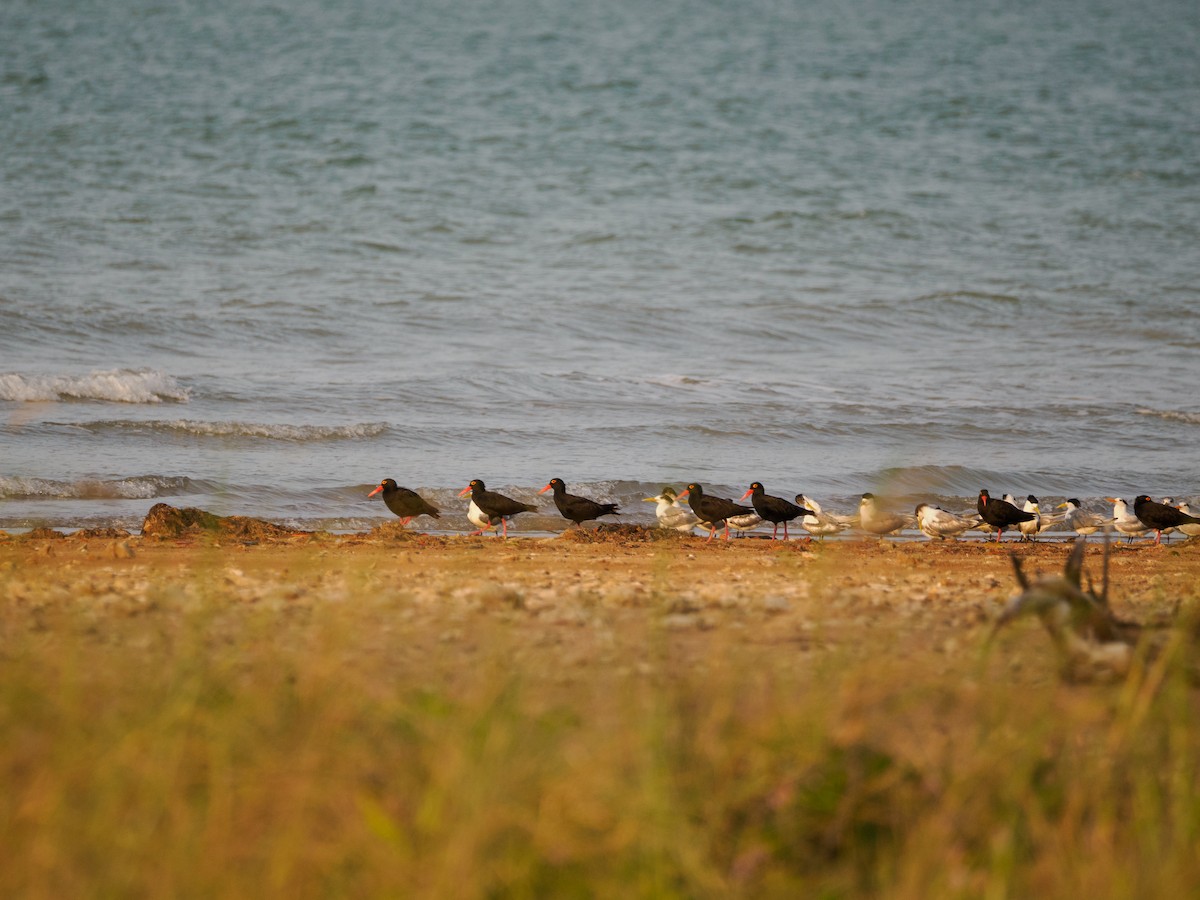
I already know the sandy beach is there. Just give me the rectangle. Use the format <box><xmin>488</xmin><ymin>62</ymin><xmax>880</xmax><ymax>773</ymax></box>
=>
<box><xmin>3</xmin><ymin>524</ymin><xmax>1200</xmax><ymax>896</ymax></box>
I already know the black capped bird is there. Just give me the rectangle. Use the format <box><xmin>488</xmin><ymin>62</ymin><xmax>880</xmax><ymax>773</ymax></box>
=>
<box><xmin>367</xmin><ymin>478</ymin><xmax>441</xmax><ymax>525</ymax></box>
<box><xmin>1018</xmin><ymin>495</ymin><xmax>1064</xmax><ymax>541</ymax></box>
<box><xmin>458</xmin><ymin>479</ymin><xmax>537</xmax><ymax>538</ymax></box>
<box><xmin>739</xmin><ymin>482</ymin><xmax>813</xmax><ymax>540</ymax></box>
<box><xmin>977</xmin><ymin>489</ymin><xmax>1037</xmax><ymax>543</ymax></box>
<box><xmin>539</xmin><ymin>478</ymin><xmax>619</xmax><ymax>527</ymax></box>
<box><xmin>1133</xmin><ymin>494</ymin><xmax>1200</xmax><ymax>545</ymax></box>
<box><xmin>678</xmin><ymin>483</ymin><xmax>754</xmax><ymax>543</ymax></box>
<box><xmin>1057</xmin><ymin>499</ymin><xmax>1115</xmax><ymax>537</ymax></box>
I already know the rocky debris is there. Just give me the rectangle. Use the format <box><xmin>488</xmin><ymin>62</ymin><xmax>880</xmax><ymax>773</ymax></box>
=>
<box><xmin>140</xmin><ymin>503</ymin><xmax>304</xmax><ymax>542</ymax></box>
<box><xmin>24</xmin><ymin>527</ymin><xmax>66</xmax><ymax>540</ymax></box>
<box><xmin>74</xmin><ymin>527</ymin><xmax>132</xmax><ymax>540</ymax></box>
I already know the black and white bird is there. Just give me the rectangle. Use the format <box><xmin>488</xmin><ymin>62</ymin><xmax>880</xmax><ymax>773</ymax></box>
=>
<box><xmin>1133</xmin><ymin>494</ymin><xmax>1200</xmax><ymax>546</ymax></box>
<box><xmin>740</xmin><ymin>482</ymin><xmax>813</xmax><ymax>540</ymax></box>
<box><xmin>458</xmin><ymin>479</ymin><xmax>537</xmax><ymax>538</ymax></box>
<box><xmin>977</xmin><ymin>489</ymin><xmax>1037</xmax><ymax>543</ymax></box>
<box><xmin>1057</xmin><ymin>499</ymin><xmax>1115</xmax><ymax>537</ymax></box>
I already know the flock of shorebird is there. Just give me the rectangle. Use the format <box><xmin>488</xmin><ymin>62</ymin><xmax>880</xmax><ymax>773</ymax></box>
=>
<box><xmin>368</xmin><ymin>478</ymin><xmax>1200</xmax><ymax>545</ymax></box>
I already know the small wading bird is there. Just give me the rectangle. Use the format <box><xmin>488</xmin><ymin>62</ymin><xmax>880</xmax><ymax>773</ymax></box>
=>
<box><xmin>914</xmin><ymin>503</ymin><xmax>980</xmax><ymax>541</ymax></box>
<box><xmin>643</xmin><ymin>487</ymin><xmax>701</xmax><ymax>533</ymax></box>
<box><xmin>977</xmin><ymin>489</ymin><xmax>1037</xmax><ymax>543</ymax></box>
<box><xmin>1057</xmin><ymin>499</ymin><xmax>1115</xmax><ymax>537</ymax></box>
<box><xmin>991</xmin><ymin>535</ymin><xmax>1144</xmax><ymax>682</ymax></box>
<box><xmin>1178</xmin><ymin>502</ymin><xmax>1200</xmax><ymax>538</ymax></box>
<box><xmin>367</xmin><ymin>478</ymin><xmax>441</xmax><ymax>525</ymax></box>
<box><xmin>1133</xmin><ymin>494</ymin><xmax>1200</xmax><ymax>545</ymax></box>
<box><xmin>1108</xmin><ymin>497</ymin><xmax>1150</xmax><ymax>543</ymax></box>
<box><xmin>858</xmin><ymin>493</ymin><xmax>916</xmax><ymax>537</ymax></box>
<box><xmin>740</xmin><ymin>482</ymin><xmax>813</xmax><ymax>540</ymax></box>
<box><xmin>459</xmin><ymin>479</ymin><xmax>537</xmax><ymax>538</ymax></box>
<box><xmin>678</xmin><ymin>483</ymin><xmax>755</xmax><ymax>543</ymax></box>
<box><xmin>795</xmin><ymin>494</ymin><xmax>854</xmax><ymax>539</ymax></box>
<box><xmin>1018</xmin><ymin>495</ymin><xmax>1065</xmax><ymax>541</ymax></box>
<box><xmin>539</xmin><ymin>478</ymin><xmax>619</xmax><ymax>527</ymax></box>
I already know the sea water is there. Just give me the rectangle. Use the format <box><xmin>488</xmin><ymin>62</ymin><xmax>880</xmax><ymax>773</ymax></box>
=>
<box><xmin>2</xmin><ymin>0</ymin><xmax>1198</xmax><ymax>533</ymax></box>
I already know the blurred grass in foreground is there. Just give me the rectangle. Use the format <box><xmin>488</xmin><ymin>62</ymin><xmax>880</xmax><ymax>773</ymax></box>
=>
<box><xmin>2</xmin><ymin>542</ymin><xmax>1199</xmax><ymax>898</ymax></box>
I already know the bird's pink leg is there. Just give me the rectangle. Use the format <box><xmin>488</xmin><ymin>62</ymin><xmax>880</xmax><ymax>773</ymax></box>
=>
<box><xmin>783</xmin><ymin>521</ymin><xmax>789</xmax><ymax>540</ymax></box>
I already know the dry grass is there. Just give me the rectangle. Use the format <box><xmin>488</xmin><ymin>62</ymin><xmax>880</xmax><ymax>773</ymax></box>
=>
<box><xmin>2</xmin><ymin>534</ymin><xmax>1200</xmax><ymax>897</ymax></box>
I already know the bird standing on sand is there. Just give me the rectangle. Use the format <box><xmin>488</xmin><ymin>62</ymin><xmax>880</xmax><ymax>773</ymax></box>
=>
<box><xmin>1133</xmin><ymin>494</ymin><xmax>1200</xmax><ymax>545</ymax></box>
<box><xmin>1018</xmin><ymin>495</ymin><xmax>1064</xmax><ymax>541</ymax></box>
<box><xmin>915</xmin><ymin>503</ymin><xmax>980</xmax><ymax>541</ymax></box>
<box><xmin>539</xmin><ymin>478</ymin><xmax>619</xmax><ymax>527</ymax></box>
<box><xmin>678</xmin><ymin>483</ymin><xmax>755</xmax><ymax>543</ymax></box>
<box><xmin>977</xmin><ymin>489</ymin><xmax>1037</xmax><ymax>543</ymax></box>
<box><xmin>740</xmin><ymin>482</ymin><xmax>813</xmax><ymax>540</ymax></box>
<box><xmin>458</xmin><ymin>479</ymin><xmax>537</xmax><ymax>538</ymax></box>
<box><xmin>1057</xmin><ymin>499</ymin><xmax>1114</xmax><ymax>537</ymax></box>
<box><xmin>367</xmin><ymin>478</ymin><xmax>441</xmax><ymax>525</ymax></box>
<box><xmin>1107</xmin><ymin>498</ymin><xmax>1149</xmax><ymax>543</ymax></box>
<box><xmin>643</xmin><ymin>487</ymin><xmax>701</xmax><ymax>533</ymax></box>
<box><xmin>1177</xmin><ymin>503</ymin><xmax>1200</xmax><ymax>538</ymax></box>
<box><xmin>858</xmin><ymin>493</ymin><xmax>915</xmax><ymax>537</ymax></box>
<box><xmin>795</xmin><ymin>494</ymin><xmax>854</xmax><ymax>539</ymax></box>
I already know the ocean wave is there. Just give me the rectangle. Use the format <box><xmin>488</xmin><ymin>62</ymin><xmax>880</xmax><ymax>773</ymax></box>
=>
<box><xmin>0</xmin><ymin>369</ymin><xmax>190</xmax><ymax>403</ymax></box>
<box><xmin>0</xmin><ymin>474</ymin><xmax>200</xmax><ymax>500</ymax></box>
<box><xmin>1137</xmin><ymin>408</ymin><xmax>1200</xmax><ymax>426</ymax></box>
<box><xmin>75</xmin><ymin>420</ymin><xmax>391</xmax><ymax>442</ymax></box>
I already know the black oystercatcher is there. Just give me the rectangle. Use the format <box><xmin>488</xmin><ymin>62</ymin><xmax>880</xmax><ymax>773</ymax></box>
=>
<box><xmin>539</xmin><ymin>478</ymin><xmax>619</xmax><ymax>527</ymax></box>
<box><xmin>977</xmin><ymin>489</ymin><xmax>1036</xmax><ymax>543</ymax></box>
<box><xmin>1133</xmin><ymin>494</ymin><xmax>1200</xmax><ymax>545</ymax></box>
<box><xmin>367</xmin><ymin>478</ymin><xmax>441</xmax><ymax>525</ymax></box>
<box><xmin>739</xmin><ymin>482</ymin><xmax>813</xmax><ymax>540</ymax></box>
<box><xmin>677</xmin><ymin>483</ymin><xmax>754</xmax><ymax>543</ymax></box>
<box><xmin>458</xmin><ymin>479</ymin><xmax>537</xmax><ymax>538</ymax></box>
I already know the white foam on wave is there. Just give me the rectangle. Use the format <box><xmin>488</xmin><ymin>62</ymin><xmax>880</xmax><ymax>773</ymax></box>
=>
<box><xmin>0</xmin><ymin>475</ymin><xmax>191</xmax><ymax>500</ymax></box>
<box><xmin>149</xmin><ymin>420</ymin><xmax>390</xmax><ymax>441</ymax></box>
<box><xmin>0</xmin><ymin>369</ymin><xmax>190</xmax><ymax>403</ymax></box>
<box><xmin>1137</xmin><ymin>408</ymin><xmax>1200</xmax><ymax>426</ymax></box>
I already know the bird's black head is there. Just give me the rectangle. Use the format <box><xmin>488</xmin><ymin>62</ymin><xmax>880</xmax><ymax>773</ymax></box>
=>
<box><xmin>1027</xmin><ymin>495</ymin><xmax>1038</xmax><ymax>503</ymax></box>
<box><xmin>1067</xmin><ymin>498</ymin><xmax>1081</xmax><ymax>506</ymax></box>
<box><xmin>660</xmin><ymin>486</ymin><xmax>677</xmax><ymax>499</ymax></box>
<box><xmin>979</xmin><ymin>489</ymin><xmax>991</xmax><ymax>500</ymax></box>
<box><xmin>750</xmin><ymin>482</ymin><xmax>763</xmax><ymax>492</ymax></box>
<box><xmin>1134</xmin><ymin>494</ymin><xmax>1152</xmax><ymax>505</ymax></box>
<box><xmin>862</xmin><ymin>492</ymin><xmax>876</xmax><ymax>501</ymax></box>
<box><xmin>380</xmin><ymin>478</ymin><xmax>396</xmax><ymax>489</ymax></box>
